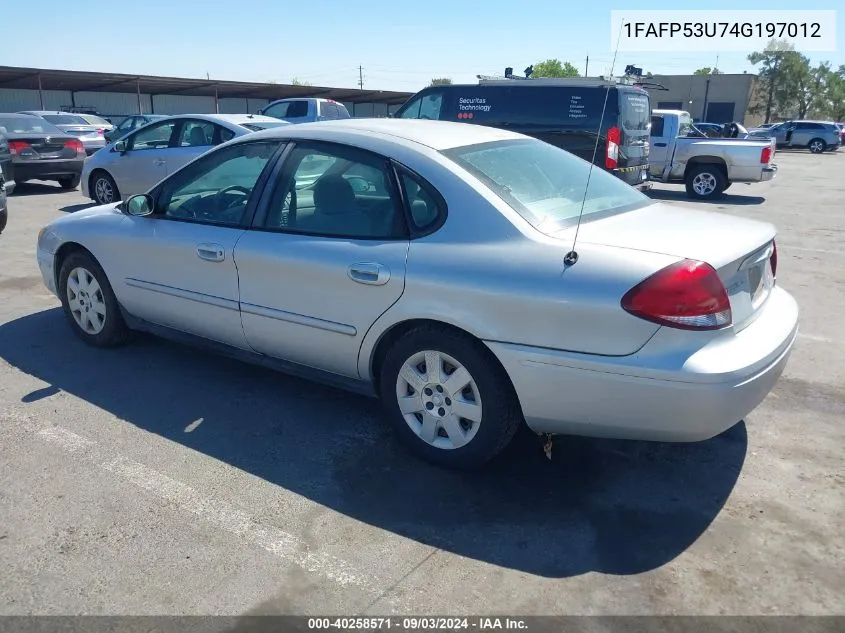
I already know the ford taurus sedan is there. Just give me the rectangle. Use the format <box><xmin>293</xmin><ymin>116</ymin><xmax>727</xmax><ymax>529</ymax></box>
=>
<box><xmin>81</xmin><ymin>113</ymin><xmax>290</xmax><ymax>205</ymax></box>
<box><xmin>36</xmin><ymin>119</ymin><xmax>799</xmax><ymax>469</ymax></box>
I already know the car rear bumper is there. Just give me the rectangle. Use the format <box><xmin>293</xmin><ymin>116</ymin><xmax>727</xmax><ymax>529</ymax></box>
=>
<box><xmin>12</xmin><ymin>159</ymin><xmax>84</xmax><ymax>182</ymax></box>
<box><xmin>486</xmin><ymin>286</ymin><xmax>798</xmax><ymax>442</ymax></box>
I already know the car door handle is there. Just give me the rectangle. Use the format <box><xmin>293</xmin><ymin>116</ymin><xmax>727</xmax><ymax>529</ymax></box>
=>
<box><xmin>653</xmin><ymin>142</ymin><xmax>667</xmax><ymax>147</ymax></box>
<box><xmin>153</xmin><ymin>158</ymin><xmax>166</xmax><ymax>166</ymax></box>
<box><xmin>348</xmin><ymin>263</ymin><xmax>390</xmax><ymax>285</ymax></box>
<box><xmin>196</xmin><ymin>243</ymin><xmax>225</xmax><ymax>262</ymax></box>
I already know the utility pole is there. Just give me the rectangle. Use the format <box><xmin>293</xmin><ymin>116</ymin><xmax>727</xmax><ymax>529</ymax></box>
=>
<box><xmin>585</xmin><ymin>55</ymin><xmax>589</xmax><ymax>77</ymax></box>
<box><xmin>358</xmin><ymin>65</ymin><xmax>364</xmax><ymax>90</ymax></box>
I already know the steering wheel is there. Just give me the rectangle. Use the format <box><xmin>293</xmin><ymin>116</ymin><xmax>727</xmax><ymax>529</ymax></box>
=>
<box><xmin>215</xmin><ymin>184</ymin><xmax>251</xmax><ymax>206</ymax></box>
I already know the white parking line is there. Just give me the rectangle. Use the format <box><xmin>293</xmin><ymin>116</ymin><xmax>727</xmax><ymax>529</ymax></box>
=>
<box><xmin>798</xmin><ymin>332</ymin><xmax>835</xmax><ymax>343</ymax></box>
<box><xmin>12</xmin><ymin>415</ymin><xmax>378</xmax><ymax>593</ymax></box>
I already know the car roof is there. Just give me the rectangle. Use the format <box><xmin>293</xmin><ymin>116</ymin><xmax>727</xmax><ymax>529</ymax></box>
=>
<box><xmin>205</xmin><ymin>113</ymin><xmax>290</xmax><ymax>125</ymax></box>
<box><xmin>18</xmin><ymin>110</ymin><xmax>76</xmax><ymax>115</ymax></box>
<box><xmin>242</xmin><ymin>118</ymin><xmax>526</xmax><ymax>151</ymax></box>
<box><xmin>0</xmin><ymin>112</ymin><xmax>39</xmax><ymax>119</ymax></box>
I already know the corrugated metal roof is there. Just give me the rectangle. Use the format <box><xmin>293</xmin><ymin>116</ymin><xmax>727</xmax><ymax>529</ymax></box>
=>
<box><xmin>0</xmin><ymin>65</ymin><xmax>413</xmax><ymax>105</ymax></box>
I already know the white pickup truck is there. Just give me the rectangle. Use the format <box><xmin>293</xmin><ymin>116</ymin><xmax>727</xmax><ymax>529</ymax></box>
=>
<box><xmin>649</xmin><ymin>110</ymin><xmax>777</xmax><ymax>200</ymax></box>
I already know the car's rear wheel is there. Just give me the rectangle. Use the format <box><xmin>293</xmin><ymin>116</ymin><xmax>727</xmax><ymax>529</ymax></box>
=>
<box><xmin>91</xmin><ymin>171</ymin><xmax>119</xmax><ymax>205</ymax></box>
<box><xmin>58</xmin><ymin>175</ymin><xmax>81</xmax><ymax>190</ymax></box>
<box><xmin>808</xmin><ymin>138</ymin><xmax>826</xmax><ymax>154</ymax></box>
<box><xmin>379</xmin><ymin>325</ymin><xmax>522</xmax><ymax>469</ymax></box>
<box><xmin>685</xmin><ymin>164</ymin><xmax>726</xmax><ymax>199</ymax></box>
<box><xmin>58</xmin><ymin>251</ymin><xmax>130</xmax><ymax>347</ymax></box>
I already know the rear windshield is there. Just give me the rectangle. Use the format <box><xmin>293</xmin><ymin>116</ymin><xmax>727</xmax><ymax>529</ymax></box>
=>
<box><xmin>241</xmin><ymin>121</ymin><xmax>290</xmax><ymax>131</ymax></box>
<box><xmin>442</xmin><ymin>138</ymin><xmax>651</xmax><ymax>233</ymax></box>
<box><xmin>41</xmin><ymin>114</ymin><xmax>89</xmax><ymax>125</ymax></box>
<box><xmin>0</xmin><ymin>116</ymin><xmax>63</xmax><ymax>135</ymax></box>
<box><xmin>620</xmin><ymin>92</ymin><xmax>650</xmax><ymax>132</ymax></box>
<box><xmin>82</xmin><ymin>115</ymin><xmax>111</xmax><ymax>126</ymax></box>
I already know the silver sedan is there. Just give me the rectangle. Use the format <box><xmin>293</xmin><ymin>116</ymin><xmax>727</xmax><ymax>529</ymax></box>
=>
<box><xmin>80</xmin><ymin>113</ymin><xmax>290</xmax><ymax>205</ymax></box>
<box><xmin>36</xmin><ymin>119</ymin><xmax>799</xmax><ymax>469</ymax></box>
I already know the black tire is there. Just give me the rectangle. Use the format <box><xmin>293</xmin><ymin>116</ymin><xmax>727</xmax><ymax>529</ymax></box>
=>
<box><xmin>685</xmin><ymin>164</ymin><xmax>727</xmax><ymax>200</ymax></box>
<box><xmin>90</xmin><ymin>170</ymin><xmax>119</xmax><ymax>205</ymax></box>
<box><xmin>722</xmin><ymin>181</ymin><xmax>732</xmax><ymax>192</ymax></box>
<box><xmin>58</xmin><ymin>251</ymin><xmax>131</xmax><ymax>348</ymax></box>
<box><xmin>0</xmin><ymin>211</ymin><xmax>6</xmax><ymax>234</ymax></box>
<box><xmin>808</xmin><ymin>138</ymin><xmax>826</xmax><ymax>154</ymax></box>
<box><xmin>379</xmin><ymin>325</ymin><xmax>523</xmax><ymax>469</ymax></box>
<box><xmin>58</xmin><ymin>175</ymin><xmax>81</xmax><ymax>190</ymax></box>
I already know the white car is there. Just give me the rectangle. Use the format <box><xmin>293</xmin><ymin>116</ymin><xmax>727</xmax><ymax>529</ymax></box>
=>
<box><xmin>37</xmin><ymin>119</ymin><xmax>798</xmax><ymax>469</ymax></box>
<box><xmin>80</xmin><ymin>113</ymin><xmax>290</xmax><ymax>205</ymax></box>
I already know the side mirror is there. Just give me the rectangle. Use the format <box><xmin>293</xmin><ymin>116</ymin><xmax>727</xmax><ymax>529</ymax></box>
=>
<box><xmin>124</xmin><ymin>194</ymin><xmax>153</xmax><ymax>217</ymax></box>
<box><xmin>113</xmin><ymin>140</ymin><xmax>127</xmax><ymax>153</ymax></box>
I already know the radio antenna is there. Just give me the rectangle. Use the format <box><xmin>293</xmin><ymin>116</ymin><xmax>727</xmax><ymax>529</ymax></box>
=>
<box><xmin>565</xmin><ymin>18</ymin><xmax>628</xmax><ymax>268</ymax></box>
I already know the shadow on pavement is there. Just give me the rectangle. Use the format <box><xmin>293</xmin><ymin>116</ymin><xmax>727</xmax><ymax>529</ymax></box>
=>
<box><xmin>10</xmin><ymin>182</ymin><xmax>75</xmax><ymax>197</ymax></box>
<box><xmin>647</xmin><ymin>188</ymin><xmax>766</xmax><ymax>206</ymax></box>
<box><xmin>0</xmin><ymin>308</ymin><xmax>747</xmax><ymax>578</ymax></box>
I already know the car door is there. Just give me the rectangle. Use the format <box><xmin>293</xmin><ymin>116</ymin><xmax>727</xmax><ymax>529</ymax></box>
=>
<box><xmin>235</xmin><ymin>141</ymin><xmax>411</xmax><ymax>378</ymax></box>
<box><xmin>111</xmin><ymin>139</ymin><xmax>285</xmax><ymax>348</ymax></box>
<box><xmin>108</xmin><ymin>119</ymin><xmax>178</xmax><ymax>198</ymax></box>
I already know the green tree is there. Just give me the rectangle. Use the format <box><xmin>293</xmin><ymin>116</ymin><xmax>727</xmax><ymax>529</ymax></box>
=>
<box><xmin>430</xmin><ymin>77</ymin><xmax>453</xmax><ymax>86</ymax></box>
<box><xmin>290</xmin><ymin>77</ymin><xmax>312</xmax><ymax>86</ymax></box>
<box><xmin>532</xmin><ymin>59</ymin><xmax>580</xmax><ymax>78</ymax></box>
<box><xmin>816</xmin><ymin>65</ymin><xmax>845</xmax><ymax>120</ymax></box>
<box><xmin>748</xmin><ymin>39</ymin><xmax>799</xmax><ymax>122</ymax></box>
<box><xmin>693</xmin><ymin>67</ymin><xmax>724</xmax><ymax>75</ymax></box>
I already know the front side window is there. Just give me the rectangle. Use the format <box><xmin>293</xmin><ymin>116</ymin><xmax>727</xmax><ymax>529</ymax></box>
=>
<box><xmin>398</xmin><ymin>92</ymin><xmax>443</xmax><ymax>120</ymax></box>
<box><xmin>157</xmin><ymin>141</ymin><xmax>281</xmax><ymax>225</ymax></box>
<box><xmin>263</xmin><ymin>143</ymin><xmax>405</xmax><ymax>239</ymax></box>
<box><xmin>129</xmin><ymin>121</ymin><xmax>176</xmax><ymax>151</ymax></box>
<box><xmin>443</xmin><ymin>138</ymin><xmax>651</xmax><ymax>234</ymax></box>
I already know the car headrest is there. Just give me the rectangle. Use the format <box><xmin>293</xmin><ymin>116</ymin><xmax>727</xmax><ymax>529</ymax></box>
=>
<box><xmin>313</xmin><ymin>175</ymin><xmax>355</xmax><ymax>215</ymax></box>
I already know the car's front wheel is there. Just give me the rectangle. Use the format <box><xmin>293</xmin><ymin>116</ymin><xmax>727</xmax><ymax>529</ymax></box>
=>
<box><xmin>379</xmin><ymin>325</ymin><xmax>522</xmax><ymax>469</ymax></box>
<box><xmin>91</xmin><ymin>171</ymin><xmax>119</xmax><ymax>205</ymax></box>
<box><xmin>58</xmin><ymin>251</ymin><xmax>130</xmax><ymax>347</ymax></box>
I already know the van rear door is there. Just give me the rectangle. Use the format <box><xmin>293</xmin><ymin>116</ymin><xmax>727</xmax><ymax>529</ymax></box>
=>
<box><xmin>617</xmin><ymin>89</ymin><xmax>651</xmax><ymax>185</ymax></box>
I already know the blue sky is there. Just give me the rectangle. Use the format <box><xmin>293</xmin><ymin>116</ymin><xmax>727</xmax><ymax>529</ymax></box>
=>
<box><xmin>3</xmin><ymin>0</ymin><xmax>841</xmax><ymax>92</ymax></box>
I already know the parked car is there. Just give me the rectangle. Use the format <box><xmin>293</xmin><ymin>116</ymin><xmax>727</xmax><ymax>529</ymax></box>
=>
<box><xmin>258</xmin><ymin>98</ymin><xmax>351</xmax><ymax>124</ymax></box>
<box><xmin>18</xmin><ymin>111</ymin><xmax>106</xmax><ymax>155</ymax></box>
<box><xmin>0</xmin><ymin>126</ymin><xmax>12</xmax><ymax>194</ymax></box>
<box><xmin>104</xmin><ymin>114</ymin><xmax>169</xmax><ymax>143</ymax></box>
<box><xmin>81</xmin><ymin>113</ymin><xmax>290</xmax><ymax>205</ymax></box>
<box><xmin>649</xmin><ymin>110</ymin><xmax>777</xmax><ymax>199</ymax></box>
<box><xmin>392</xmin><ymin>78</ymin><xmax>652</xmax><ymax>191</ymax></box>
<box><xmin>747</xmin><ymin>120</ymin><xmax>841</xmax><ymax>153</ymax></box>
<box><xmin>0</xmin><ymin>113</ymin><xmax>86</xmax><ymax>189</ymax></box>
<box><xmin>77</xmin><ymin>113</ymin><xmax>115</xmax><ymax>135</ymax></box>
<box><xmin>36</xmin><ymin>119</ymin><xmax>798</xmax><ymax>469</ymax></box>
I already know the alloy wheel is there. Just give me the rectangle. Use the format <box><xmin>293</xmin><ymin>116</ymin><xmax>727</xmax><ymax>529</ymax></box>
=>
<box><xmin>66</xmin><ymin>267</ymin><xmax>107</xmax><ymax>335</ymax></box>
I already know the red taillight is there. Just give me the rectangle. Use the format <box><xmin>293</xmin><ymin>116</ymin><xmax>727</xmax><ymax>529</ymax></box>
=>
<box><xmin>770</xmin><ymin>241</ymin><xmax>778</xmax><ymax>279</ymax></box>
<box><xmin>65</xmin><ymin>138</ymin><xmax>84</xmax><ymax>155</ymax></box>
<box><xmin>8</xmin><ymin>140</ymin><xmax>29</xmax><ymax>155</ymax></box>
<box><xmin>621</xmin><ymin>259</ymin><xmax>732</xmax><ymax>330</ymax></box>
<box><xmin>606</xmin><ymin>126</ymin><xmax>621</xmax><ymax>169</ymax></box>
<box><xmin>97</xmin><ymin>129</ymin><xmax>104</xmax><ymax>135</ymax></box>
<box><xmin>761</xmin><ymin>145</ymin><xmax>772</xmax><ymax>164</ymax></box>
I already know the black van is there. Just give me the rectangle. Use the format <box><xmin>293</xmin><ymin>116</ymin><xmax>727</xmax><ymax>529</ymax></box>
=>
<box><xmin>393</xmin><ymin>78</ymin><xmax>652</xmax><ymax>189</ymax></box>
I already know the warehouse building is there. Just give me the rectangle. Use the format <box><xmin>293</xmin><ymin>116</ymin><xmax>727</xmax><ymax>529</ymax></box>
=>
<box><xmin>644</xmin><ymin>73</ymin><xmax>759</xmax><ymax>125</ymax></box>
<box><xmin>0</xmin><ymin>65</ymin><xmax>414</xmax><ymax>122</ymax></box>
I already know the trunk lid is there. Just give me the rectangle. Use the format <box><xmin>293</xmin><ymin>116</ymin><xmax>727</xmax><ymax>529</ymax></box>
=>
<box><xmin>9</xmin><ymin>134</ymin><xmax>78</xmax><ymax>160</ymax></box>
<box><xmin>567</xmin><ymin>202</ymin><xmax>777</xmax><ymax>331</ymax></box>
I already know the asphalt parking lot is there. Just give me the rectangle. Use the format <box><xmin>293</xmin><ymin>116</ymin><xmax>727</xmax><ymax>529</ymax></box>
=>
<box><xmin>0</xmin><ymin>151</ymin><xmax>843</xmax><ymax>616</ymax></box>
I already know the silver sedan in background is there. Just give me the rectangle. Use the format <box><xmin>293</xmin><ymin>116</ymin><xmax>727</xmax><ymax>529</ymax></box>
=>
<box><xmin>80</xmin><ymin>113</ymin><xmax>290</xmax><ymax>205</ymax></box>
<box><xmin>18</xmin><ymin>111</ymin><xmax>107</xmax><ymax>155</ymax></box>
<box><xmin>36</xmin><ymin>119</ymin><xmax>798</xmax><ymax>469</ymax></box>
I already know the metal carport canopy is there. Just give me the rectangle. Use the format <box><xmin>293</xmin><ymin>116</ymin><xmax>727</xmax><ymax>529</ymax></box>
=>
<box><xmin>0</xmin><ymin>65</ymin><xmax>414</xmax><ymax>105</ymax></box>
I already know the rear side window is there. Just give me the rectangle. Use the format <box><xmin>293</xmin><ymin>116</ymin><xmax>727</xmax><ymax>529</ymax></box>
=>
<box><xmin>650</xmin><ymin>116</ymin><xmax>665</xmax><ymax>137</ymax></box>
<box><xmin>448</xmin><ymin>86</ymin><xmax>618</xmax><ymax>130</ymax></box>
<box><xmin>320</xmin><ymin>102</ymin><xmax>339</xmax><ymax>120</ymax></box>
